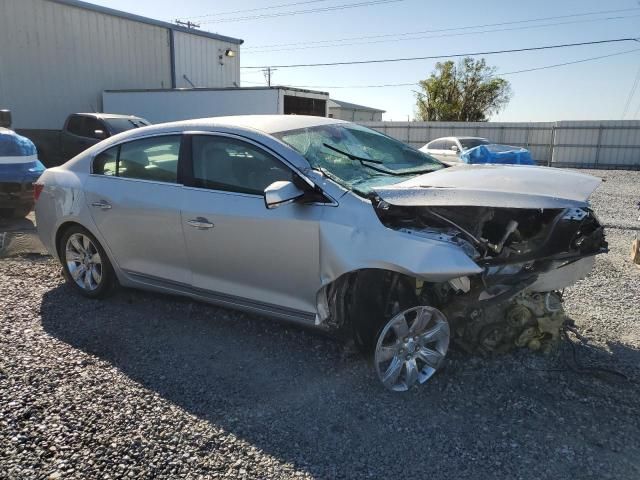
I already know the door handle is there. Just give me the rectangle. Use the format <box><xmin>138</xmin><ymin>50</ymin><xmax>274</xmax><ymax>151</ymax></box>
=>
<box><xmin>91</xmin><ymin>201</ymin><xmax>112</xmax><ymax>210</ymax></box>
<box><xmin>187</xmin><ymin>217</ymin><xmax>214</xmax><ymax>230</ymax></box>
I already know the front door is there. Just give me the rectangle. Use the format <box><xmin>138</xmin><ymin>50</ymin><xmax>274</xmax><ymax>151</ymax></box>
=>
<box><xmin>181</xmin><ymin>133</ymin><xmax>323</xmax><ymax>316</ymax></box>
<box><xmin>84</xmin><ymin>134</ymin><xmax>190</xmax><ymax>284</ymax></box>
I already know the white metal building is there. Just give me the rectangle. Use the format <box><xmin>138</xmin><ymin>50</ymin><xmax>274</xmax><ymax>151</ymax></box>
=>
<box><xmin>0</xmin><ymin>0</ymin><xmax>243</xmax><ymax>130</ymax></box>
<box><xmin>103</xmin><ymin>87</ymin><xmax>329</xmax><ymax>123</ymax></box>
<box><xmin>328</xmin><ymin>99</ymin><xmax>385</xmax><ymax>122</ymax></box>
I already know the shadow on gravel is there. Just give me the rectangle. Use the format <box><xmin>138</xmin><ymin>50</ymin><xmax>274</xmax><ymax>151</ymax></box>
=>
<box><xmin>40</xmin><ymin>284</ymin><xmax>640</xmax><ymax>479</ymax></box>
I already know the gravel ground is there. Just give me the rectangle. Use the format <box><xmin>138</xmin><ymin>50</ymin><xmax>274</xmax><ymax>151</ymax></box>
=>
<box><xmin>1</xmin><ymin>169</ymin><xmax>639</xmax><ymax>479</ymax></box>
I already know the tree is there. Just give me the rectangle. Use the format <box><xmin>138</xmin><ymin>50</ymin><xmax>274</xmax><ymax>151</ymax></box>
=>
<box><xmin>415</xmin><ymin>57</ymin><xmax>512</xmax><ymax>122</ymax></box>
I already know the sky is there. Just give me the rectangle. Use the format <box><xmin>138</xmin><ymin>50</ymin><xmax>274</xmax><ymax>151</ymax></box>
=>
<box><xmin>89</xmin><ymin>0</ymin><xmax>640</xmax><ymax>121</ymax></box>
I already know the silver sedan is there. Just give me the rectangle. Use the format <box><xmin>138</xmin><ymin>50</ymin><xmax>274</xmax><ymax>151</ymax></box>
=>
<box><xmin>35</xmin><ymin>115</ymin><xmax>607</xmax><ymax>391</ymax></box>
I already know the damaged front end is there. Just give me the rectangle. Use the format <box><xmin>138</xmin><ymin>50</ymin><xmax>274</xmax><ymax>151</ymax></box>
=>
<box><xmin>373</xmin><ymin>198</ymin><xmax>607</xmax><ymax>354</ymax></box>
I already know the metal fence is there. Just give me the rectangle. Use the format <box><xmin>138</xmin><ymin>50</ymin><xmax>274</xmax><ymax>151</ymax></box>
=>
<box><xmin>360</xmin><ymin>120</ymin><xmax>640</xmax><ymax>169</ymax></box>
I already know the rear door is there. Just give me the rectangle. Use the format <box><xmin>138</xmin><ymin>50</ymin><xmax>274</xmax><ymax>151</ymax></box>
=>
<box><xmin>180</xmin><ymin>133</ymin><xmax>323</xmax><ymax>316</ymax></box>
<box><xmin>84</xmin><ymin>134</ymin><xmax>190</xmax><ymax>285</ymax></box>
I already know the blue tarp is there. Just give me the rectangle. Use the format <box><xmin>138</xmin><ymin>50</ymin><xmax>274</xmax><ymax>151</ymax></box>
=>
<box><xmin>460</xmin><ymin>144</ymin><xmax>535</xmax><ymax>165</ymax></box>
<box><xmin>0</xmin><ymin>128</ymin><xmax>45</xmax><ymax>183</ymax></box>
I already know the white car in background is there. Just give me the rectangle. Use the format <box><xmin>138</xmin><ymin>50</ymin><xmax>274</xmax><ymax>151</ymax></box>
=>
<box><xmin>420</xmin><ymin>136</ymin><xmax>489</xmax><ymax>164</ymax></box>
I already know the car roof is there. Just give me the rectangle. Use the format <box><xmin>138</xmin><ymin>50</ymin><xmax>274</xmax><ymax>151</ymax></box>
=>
<box><xmin>429</xmin><ymin>136</ymin><xmax>488</xmax><ymax>142</ymax></box>
<box><xmin>60</xmin><ymin>115</ymin><xmax>348</xmax><ymax>172</ymax></box>
<box><xmin>156</xmin><ymin>115</ymin><xmax>347</xmax><ymax>134</ymax></box>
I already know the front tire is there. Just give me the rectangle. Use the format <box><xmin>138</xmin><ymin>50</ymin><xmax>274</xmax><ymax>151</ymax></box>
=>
<box><xmin>59</xmin><ymin>226</ymin><xmax>115</xmax><ymax>298</ymax></box>
<box><xmin>374</xmin><ymin>306</ymin><xmax>450</xmax><ymax>392</ymax></box>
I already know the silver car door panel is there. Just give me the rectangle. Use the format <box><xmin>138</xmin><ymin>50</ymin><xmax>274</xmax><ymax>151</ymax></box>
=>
<box><xmin>182</xmin><ymin>187</ymin><xmax>322</xmax><ymax>314</ymax></box>
<box><xmin>84</xmin><ymin>175</ymin><xmax>190</xmax><ymax>284</ymax></box>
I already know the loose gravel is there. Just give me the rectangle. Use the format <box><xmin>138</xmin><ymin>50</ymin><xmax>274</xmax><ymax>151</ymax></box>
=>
<box><xmin>1</xmin><ymin>169</ymin><xmax>639</xmax><ymax>479</ymax></box>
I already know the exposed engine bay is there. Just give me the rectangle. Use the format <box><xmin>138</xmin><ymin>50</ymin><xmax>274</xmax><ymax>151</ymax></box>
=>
<box><xmin>366</xmin><ymin>200</ymin><xmax>608</xmax><ymax>354</ymax></box>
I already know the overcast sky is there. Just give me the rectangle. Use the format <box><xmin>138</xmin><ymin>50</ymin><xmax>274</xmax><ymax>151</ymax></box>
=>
<box><xmin>90</xmin><ymin>0</ymin><xmax>640</xmax><ymax>121</ymax></box>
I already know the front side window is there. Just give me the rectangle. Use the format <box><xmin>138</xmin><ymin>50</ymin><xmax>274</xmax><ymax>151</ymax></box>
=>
<box><xmin>92</xmin><ymin>135</ymin><xmax>180</xmax><ymax>183</ymax></box>
<box><xmin>84</xmin><ymin>117</ymin><xmax>106</xmax><ymax>139</ymax></box>
<box><xmin>191</xmin><ymin>136</ymin><xmax>292</xmax><ymax>195</ymax></box>
<box><xmin>274</xmin><ymin>123</ymin><xmax>443</xmax><ymax>196</ymax></box>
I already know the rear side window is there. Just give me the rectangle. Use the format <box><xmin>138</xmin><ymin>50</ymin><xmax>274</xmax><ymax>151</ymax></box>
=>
<box><xmin>428</xmin><ymin>140</ymin><xmax>443</xmax><ymax>149</ymax></box>
<box><xmin>191</xmin><ymin>136</ymin><xmax>292</xmax><ymax>195</ymax></box>
<box><xmin>92</xmin><ymin>135</ymin><xmax>181</xmax><ymax>183</ymax></box>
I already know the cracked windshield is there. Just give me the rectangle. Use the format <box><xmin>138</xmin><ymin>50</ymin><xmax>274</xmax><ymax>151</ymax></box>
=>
<box><xmin>275</xmin><ymin>123</ymin><xmax>444</xmax><ymax>194</ymax></box>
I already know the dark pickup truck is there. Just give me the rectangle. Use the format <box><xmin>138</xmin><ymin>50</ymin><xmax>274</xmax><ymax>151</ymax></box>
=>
<box><xmin>60</xmin><ymin>113</ymin><xmax>150</xmax><ymax>161</ymax></box>
<box><xmin>22</xmin><ymin>112</ymin><xmax>150</xmax><ymax>166</ymax></box>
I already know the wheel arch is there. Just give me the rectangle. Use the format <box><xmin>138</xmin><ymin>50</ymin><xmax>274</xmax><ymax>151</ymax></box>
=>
<box><xmin>54</xmin><ymin>221</ymin><xmax>119</xmax><ymax>273</ymax></box>
<box><xmin>55</xmin><ymin>221</ymin><xmax>85</xmax><ymax>258</ymax></box>
<box><xmin>321</xmin><ymin>268</ymin><xmax>423</xmax><ymax>349</ymax></box>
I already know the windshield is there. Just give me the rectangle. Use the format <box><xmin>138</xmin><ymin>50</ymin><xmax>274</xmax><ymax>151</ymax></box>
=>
<box><xmin>274</xmin><ymin>123</ymin><xmax>444</xmax><ymax>195</ymax></box>
<box><xmin>459</xmin><ymin>138</ymin><xmax>489</xmax><ymax>150</ymax></box>
<box><xmin>105</xmin><ymin>118</ymin><xmax>150</xmax><ymax>134</ymax></box>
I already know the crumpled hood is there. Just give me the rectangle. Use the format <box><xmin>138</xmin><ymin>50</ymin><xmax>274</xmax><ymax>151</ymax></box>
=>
<box><xmin>374</xmin><ymin>164</ymin><xmax>601</xmax><ymax>209</ymax></box>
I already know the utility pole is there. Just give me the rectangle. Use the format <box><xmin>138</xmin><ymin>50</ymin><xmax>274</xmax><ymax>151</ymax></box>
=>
<box><xmin>262</xmin><ymin>67</ymin><xmax>277</xmax><ymax>86</ymax></box>
<box><xmin>175</xmin><ymin>19</ymin><xmax>200</xmax><ymax>29</ymax></box>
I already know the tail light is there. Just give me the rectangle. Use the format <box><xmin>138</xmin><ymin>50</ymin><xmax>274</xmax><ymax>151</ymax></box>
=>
<box><xmin>34</xmin><ymin>183</ymin><xmax>44</xmax><ymax>201</ymax></box>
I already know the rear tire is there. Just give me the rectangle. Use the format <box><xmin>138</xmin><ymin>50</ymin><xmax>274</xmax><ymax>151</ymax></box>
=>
<box><xmin>59</xmin><ymin>225</ymin><xmax>115</xmax><ymax>298</ymax></box>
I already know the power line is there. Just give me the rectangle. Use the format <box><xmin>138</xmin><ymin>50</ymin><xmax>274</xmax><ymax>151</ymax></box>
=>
<box><xmin>247</xmin><ymin>47</ymin><xmax>640</xmax><ymax>89</ymax></box>
<box><xmin>184</xmin><ymin>0</ymin><xmax>332</xmax><ymax>19</ymax></box>
<box><xmin>244</xmin><ymin>13</ymin><xmax>640</xmax><ymax>54</ymax></box>
<box><xmin>243</xmin><ymin>7</ymin><xmax>640</xmax><ymax>50</ymax></box>
<box><xmin>199</xmin><ymin>0</ymin><xmax>405</xmax><ymax>24</ymax></box>
<box><xmin>622</xmin><ymin>64</ymin><xmax>640</xmax><ymax>118</ymax></box>
<box><xmin>241</xmin><ymin>37</ymin><xmax>640</xmax><ymax>69</ymax></box>
<box><xmin>174</xmin><ymin>19</ymin><xmax>200</xmax><ymax>29</ymax></box>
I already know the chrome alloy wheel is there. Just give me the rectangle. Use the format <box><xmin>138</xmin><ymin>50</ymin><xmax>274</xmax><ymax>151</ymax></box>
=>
<box><xmin>65</xmin><ymin>233</ymin><xmax>103</xmax><ymax>291</ymax></box>
<box><xmin>374</xmin><ymin>306</ymin><xmax>450</xmax><ymax>392</ymax></box>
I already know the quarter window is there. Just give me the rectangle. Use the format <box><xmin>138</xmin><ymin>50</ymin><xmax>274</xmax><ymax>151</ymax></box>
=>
<box><xmin>92</xmin><ymin>135</ymin><xmax>180</xmax><ymax>183</ymax></box>
<box><xmin>191</xmin><ymin>136</ymin><xmax>292</xmax><ymax>195</ymax></box>
<box><xmin>94</xmin><ymin>146</ymin><xmax>118</xmax><ymax>176</ymax></box>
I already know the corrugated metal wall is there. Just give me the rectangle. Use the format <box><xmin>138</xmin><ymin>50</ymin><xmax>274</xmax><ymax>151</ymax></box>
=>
<box><xmin>0</xmin><ymin>0</ymin><xmax>172</xmax><ymax>129</ymax></box>
<box><xmin>361</xmin><ymin>120</ymin><xmax>640</xmax><ymax>169</ymax></box>
<box><xmin>173</xmin><ymin>32</ymin><xmax>239</xmax><ymax>88</ymax></box>
<box><xmin>0</xmin><ymin>0</ymin><xmax>241</xmax><ymax>130</ymax></box>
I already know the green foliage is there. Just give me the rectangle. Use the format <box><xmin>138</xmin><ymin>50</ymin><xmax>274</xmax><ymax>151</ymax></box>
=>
<box><xmin>415</xmin><ymin>57</ymin><xmax>512</xmax><ymax>121</ymax></box>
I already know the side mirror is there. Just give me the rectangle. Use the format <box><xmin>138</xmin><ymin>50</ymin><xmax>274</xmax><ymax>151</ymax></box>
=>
<box><xmin>93</xmin><ymin>129</ymin><xmax>107</xmax><ymax>140</ymax></box>
<box><xmin>450</xmin><ymin>145</ymin><xmax>459</xmax><ymax>152</ymax></box>
<box><xmin>264</xmin><ymin>181</ymin><xmax>305</xmax><ymax>209</ymax></box>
